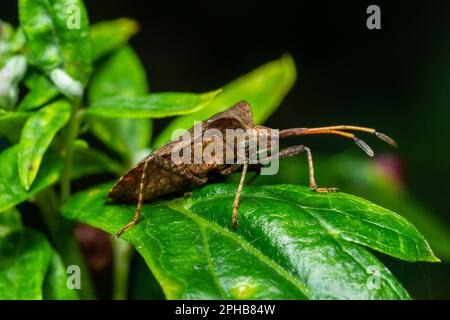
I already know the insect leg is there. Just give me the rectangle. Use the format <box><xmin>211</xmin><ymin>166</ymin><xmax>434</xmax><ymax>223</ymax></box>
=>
<box><xmin>269</xmin><ymin>145</ymin><xmax>338</xmax><ymax>193</ymax></box>
<box><xmin>219</xmin><ymin>163</ymin><xmax>242</xmax><ymax>175</ymax></box>
<box><xmin>218</xmin><ymin>138</ymin><xmax>260</xmax><ymax>182</ymax></box>
<box><xmin>231</xmin><ymin>157</ymin><xmax>249</xmax><ymax>229</ymax></box>
<box><xmin>219</xmin><ymin>132</ymin><xmax>252</xmax><ymax>177</ymax></box>
<box><xmin>115</xmin><ymin>153</ymin><xmax>208</xmax><ymax>237</ymax></box>
<box><xmin>115</xmin><ymin>158</ymin><xmax>151</xmax><ymax>237</ymax></box>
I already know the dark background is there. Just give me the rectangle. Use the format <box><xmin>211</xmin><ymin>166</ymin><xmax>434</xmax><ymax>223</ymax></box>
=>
<box><xmin>2</xmin><ymin>0</ymin><xmax>450</xmax><ymax>299</ymax></box>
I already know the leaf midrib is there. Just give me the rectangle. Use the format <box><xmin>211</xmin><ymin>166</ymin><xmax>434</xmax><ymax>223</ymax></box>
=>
<box><xmin>169</xmin><ymin>200</ymin><xmax>311</xmax><ymax>299</ymax></box>
<box><xmin>189</xmin><ymin>192</ymin><xmax>410</xmax><ymax>299</ymax></box>
<box><xmin>199</xmin><ymin>225</ymin><xmax>227</xmax><ymax>299</ymax></box>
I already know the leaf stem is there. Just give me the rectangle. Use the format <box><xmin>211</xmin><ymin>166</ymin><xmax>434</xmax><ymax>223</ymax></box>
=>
<box><xmin>49</xmin><ymin>104</ymin><xmax>97</xmax><ymax>299</ymax></box>
<box><xmin>36</xmin><ymin>187</ymin><xmax>61</xmax><ymax>240</ymax></box>
<box><xmin>60</xmin><ymin>105</ymin><xmax>83</xmax><ymax>203</ymax></box>
<box><xmin>111</xmin><ymin>237</ymin><xmax>133</xmax><ymax>300</ymax></box>
<box><xmin>36</xmin><ymin>186</ymin><xmax>97</xmax><ymax>299</ymax></box>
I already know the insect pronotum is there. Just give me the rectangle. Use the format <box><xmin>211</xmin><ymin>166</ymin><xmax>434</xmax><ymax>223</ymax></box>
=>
<box><xmin>107</xmin><ymin>101</ymin><xmax>397</xmax><ymax>237</ymax></box>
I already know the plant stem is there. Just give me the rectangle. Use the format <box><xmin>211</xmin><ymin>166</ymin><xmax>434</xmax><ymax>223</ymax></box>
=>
<box><xmin>50</xmin><ymin>104</ymin><xmax>97</xmax><ymax>299</ymax></box>
<box><xmin>37</xmin><ymin>187</ymin><xmax>97</xmax><ymax>299</ymax></box>
<box><xmin>36</xmin><ymin>187</ymin><xmax>61</xmax><ymax>240</ymax></box>
<box><xmin>60</xmin><ymin>105</ymin><xmax>83</xmax><ymax>203</ymax></box>
<box><xmin>112</xmin><ymin>237</ymin><xmax>133</xmax><ymax>300</ymax></box>
<box><xmin>57</xmin><ymin>223</ymin><xmax>97</xmax><ymax>299</ymax></box>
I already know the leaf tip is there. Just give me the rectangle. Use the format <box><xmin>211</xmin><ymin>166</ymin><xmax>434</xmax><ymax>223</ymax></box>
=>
<box><xmin>427</xmin><ymin>253</ymin><xmax>441</xmax><ymax>263</ymax></box>
<box><xmin>18</xmin><ymin>162</ymin><xmax>32</xmax><ymax>191</ymax></box>
<box><xmin>280</xmin><ymin>53</ymin><xmax>297</xmax><ymax>79</ymax></box>
<box><xmin>19</xmin><ymin>177</ymin><xmax>31</xmax><ymax>192</ymax></box>
<box><xmin>119</xmin><ymin>17</ymin><xmax>140</xmax><ymax>34</ymax></box>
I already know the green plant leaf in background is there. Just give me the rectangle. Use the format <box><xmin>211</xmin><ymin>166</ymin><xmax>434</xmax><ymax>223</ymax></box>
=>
<box><xmin>0</xmin><ymin>21</ymin><xmax>15</xmax><ymax>67</ymax></box>
<box><xmin>86</xmin><ymin>90</ymin><xmax>220</xmax><ymax>119</ymax></box>
<box><xmin>0</xmin><ymin>145</ymin><xmax>62</xmax><ymax>212</ymax></box>
<box><xmin>72</xmin><ymin>142</ymin><xmax>123</xmax><ymax>179</ymax></box>
<box><xmin>0</xmin><ymin>228</ymin><xmax>51</xmax><ymax>299</ymax></box>
<box><xmin>88</xmin><ymin>46</ymin><xmax>148</xmax><ymax>103</ymax></box>
<box><xmin>0</xmin><ymin>23</ymin><xmax>17</xmax><ymax>108</ymax></box>
<box><xmin>18</xmin><ymin>0</ymin><xmax>92</xmax><ymax>94</ymax></box>
<box><xmin>0</xmin><ymin>208</ymin><xmax>22</xmax><ymax>238</ymax></box>
<box><xmin>90</xmin><ymin>18</ymin><xmax>140</xmax><ymax>61</ymax></box>
<box><xmin>16</xmin><ymin>17</ymin><xmax>140</xmax><ymax>111</ymax></box>
<box><xmin>0</xmin><ymin>21</ymin><xmax>26</xmax><ymax>67</ymax></box>
<box><xmin>0</xmin><ymin>226</ymin><xmax>77</xmax><ymax>299</ymax></box>
<box><xmin>63</xmin><ymin>183</ymin><xmax>438</xmax><ymax>299</ymax></box>
<box><xmin>18</xmin><ymin>99</ymin><xmax>70</xmax><ymax>190</ymax></box>
<box><xmin>0</xmin><ymin>109</ymin><xmax>29</xmax><ymax>142</ymax></box>
<box><xmin>18</xmin><ymin>72</ymin><xmax>60</xmax><ymax>111</ymax></box>
<box><xmin>0</xmin><ymin>206</ymin><xmax>77</xmax><ymax>300</ymax></box>
<box><xmin>0</xmin><ymin>54</ymin><xmax>27</xmax><ymax>109</ymax></box>
<box><xmin>88</xmin><ymin>45</ymin><xmax>151</xmax><ymax>162</ymax></box>
<box><xmin>43</xmin><ymin>251</ymin><xmax>78</xmax><ymax>299</ymax></box>
<box><xmin>153</xmin><ymin>54</ymin><xmax>296</xmax><ymax>147</ymax></box>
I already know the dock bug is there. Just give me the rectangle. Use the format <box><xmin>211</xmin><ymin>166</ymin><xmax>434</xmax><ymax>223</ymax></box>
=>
<box><xmin>107</xmin><ymin>101</ymin><xmax>397</xmax><ymax>236</ymax></box>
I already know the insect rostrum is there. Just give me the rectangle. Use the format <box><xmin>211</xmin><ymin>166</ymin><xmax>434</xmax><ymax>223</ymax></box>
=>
<box><xmin>108</xmin><ymin>101</ymin><xmax>397</xmax><ymax>237</ymax></box>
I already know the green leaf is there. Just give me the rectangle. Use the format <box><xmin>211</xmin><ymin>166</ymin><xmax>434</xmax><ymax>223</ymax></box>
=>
<box><xmin>317</xmin><ymin>154</ymin><xmax>450</xmax><ymax>262</ymax></box>
<box><xmin>18</xmin><ymin>72</ymin><xmax>60</xmax><ymax>111</ymax></box>
<box><xmin>0</xmin><ymin>228</ymin><xmax>76</xmax><ymax>299</ymax></box>
<box><xmin>86</xmin><ymin>90</ymin><xmax>220</xmax><ymax>119</ymax></box>
<box><xmin>153</xmin><ymin>54</ymin><xmax>296</xmax><ymax>147</ymax></box>
<box><xmin>88</xmin><ymin>46</ymin><xmax>148</xmax><ymax>102</ymax></box>
<box><xmin>0</xmin><ymin>145</ymin><xmax>62</xmax><ymax>212</ymax></box>
<box><xmin>43</xmin><ymin>251</ymin><xmax>79</xmax><ymax>300</ymax></box>
<box><xmin>90</xmin><ymin>18</ymin><xmax>140</xmax><ymax>61</ymax></box>
<box><xmin>0</xmin><ymin>21</ymin><xmax>15</xmax><ymax>66</ymax></box>
<box><xmin>72</xmin><ymin>145</ymin><xmax>123</xmax><ymax>179</ymax></box>
<box><xmin>0</xmin><ymin>55</ymin><xmax>27</xmax><ymax>109</ymax></box>
<box><xmin>18</xmin><ymin>0</ymin><xmax>92</xmax><ymax>87</ymax></box>
<box><xmin>19</xmin><ymin>18</ymin><xmax>138</xmax><ymax>105</ymax></box>
<box><xmin>63</xmin><ymin>182</ymin><xmax>437</xmax><ymax>299</ymax></box>
<box><xmin>0</xmin><ymin>207</ymin><xmax>22</xmax><ymax>238</ymax></box>
<box><xmin>245</xmin><ymin>153</ymin><xmax>450</xmax><ymax>262</ymax></box>
<box><xmin>49</xmin><ymin>68</ymin><xmax>84</xmax><ymax>99</ymax></box>
<box><xmin>87</xmin><ymin>46</ymin><xmax>151</xmax><ymax>160</ymax></box>
<box><xmin>9</xmin><ymin>27</ymin><xmax>26</xmax><ymax>54</ymax></box>
<box><xmin>0</xmin><ymin>228</ymin><xmax>51</xmax><ymax>299</ymax></box>
<box><xmin>0</xmin><ymin>110</ymin><xmax>29</xmax><ymax>141</ymax></box>
<box><xmin>0</xmin><ymin>22</ymin><xmax>25</xmax><ymax>66</ymax></box>
<box><xmin>88</xmin><ymin>118</ymin><xmax>152</xmax><ymax>162</ymax></box>
<box><xmin>19</xmin><ymin>99</ymin><xmax>70</xmax><ymax>190</ymax></box>
<box><xmin>0</xmin><ymin>55</ymin><xmax>27</xmax><ymax>85</ymax></box>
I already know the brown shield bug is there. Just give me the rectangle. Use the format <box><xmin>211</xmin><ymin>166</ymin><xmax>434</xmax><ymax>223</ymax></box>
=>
<box><xmin>107</xmin><ymin>101</ymin><xmax>397</xmax><ymax>237</ymax></box>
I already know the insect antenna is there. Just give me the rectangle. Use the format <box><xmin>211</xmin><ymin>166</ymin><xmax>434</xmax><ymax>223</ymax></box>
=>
<box><xmin>283</xmin><ymin>125</ymin><xmax>397</xmax><ymax>147</ymax></box>
<box><xmin>279</xmin><ymin>125</ymin><xmax>397</xmax><ymax>157</ymax></box>
<box><xmin>374</xmin><ymin>131</ymin><xmax>397</xmax><ymax>147</ymax></box>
